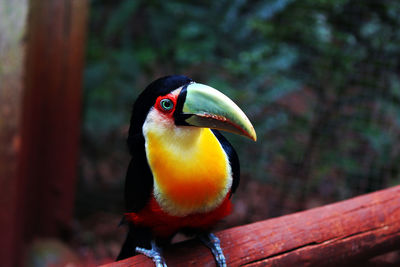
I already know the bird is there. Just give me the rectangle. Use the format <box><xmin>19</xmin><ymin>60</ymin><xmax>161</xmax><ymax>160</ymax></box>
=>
<box><xmin>117</xmin><ymin>75</ymin><xmax>256</xmax><ymax>266</ymax></box>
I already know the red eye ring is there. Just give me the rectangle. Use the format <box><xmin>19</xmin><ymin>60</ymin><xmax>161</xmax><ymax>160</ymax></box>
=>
<box><xmin>155</xmin><ymin>93</ymin><xmax>178</xmax><ymax>114</ymax></box>
<box><xmin>156</xmin><ymin>96</ymin><xmax>176</xmax><ymax>114</ymax></box>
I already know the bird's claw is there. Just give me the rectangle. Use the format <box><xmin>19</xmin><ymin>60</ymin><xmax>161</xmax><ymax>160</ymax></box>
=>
<box><xmin>135</xmin><ymin>240</ymin><xmax>167</xmax><ymax>267</ymax></box>
<box><xmin>199</xmin><ymin>233</ymin><xmax>227</xmax><ymax>267</ymax></box>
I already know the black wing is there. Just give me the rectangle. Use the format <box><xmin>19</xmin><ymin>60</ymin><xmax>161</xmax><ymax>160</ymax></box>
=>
<box><xmin>118</xmin><ymin>134</ymin><xmax>154</xmax><ymax>261</ymax></box>
<box><xmin>211</xmin><ymin>129</ymin><xmax>240</xmax><ymax>195</ymax></box>
<box><xmin>124</xmin><ymin>134</ymin><xmax>153</xmax><ymax>213</ymax></box>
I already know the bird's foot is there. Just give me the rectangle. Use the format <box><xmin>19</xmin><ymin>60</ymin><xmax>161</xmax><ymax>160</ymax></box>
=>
<box><xmin>135</xmin><ymin>240</ymin><xmax>167</xmax><ymax>267</ymax></box>
<box><xmin>199</xmin><ymin>233</ymin><xmax>227</xmax><ymax>267</ymax></box>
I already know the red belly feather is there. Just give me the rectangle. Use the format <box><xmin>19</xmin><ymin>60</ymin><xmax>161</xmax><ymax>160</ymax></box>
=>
<box><xmin>125</xmin><ymin>193</ymin><xmax>232</xmax><ymax>238</ymax></box>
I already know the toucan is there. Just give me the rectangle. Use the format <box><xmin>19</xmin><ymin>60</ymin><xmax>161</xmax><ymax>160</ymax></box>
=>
<box><xmin>117</xmin><ymin>75</ymin><xmax>256</xmax><ymax>266</ymax></box>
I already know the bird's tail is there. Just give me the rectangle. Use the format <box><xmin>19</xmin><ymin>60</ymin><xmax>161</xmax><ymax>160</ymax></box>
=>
<box><xmin>116</xmin><ymin>223</ymin><xmax>152</xmax><ymax>261</ymax></box>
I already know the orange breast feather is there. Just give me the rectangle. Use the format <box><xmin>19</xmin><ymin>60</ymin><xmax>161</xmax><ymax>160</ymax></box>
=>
<box><xmin>145</xmin><ymin>127</ymin><xmax>232</xmax><ymax>216</ymax></box>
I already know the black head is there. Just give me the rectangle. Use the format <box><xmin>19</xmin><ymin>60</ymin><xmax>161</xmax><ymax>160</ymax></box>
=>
<box><xmin>127</xmin><ymin>75</ymin><xmax>192</xmax><ymax>153</ymax></box>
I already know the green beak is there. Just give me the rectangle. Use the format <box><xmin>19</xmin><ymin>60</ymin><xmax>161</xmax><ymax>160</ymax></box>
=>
<box><xmin>177</xmin><ymin>83</ymin><xmax>257</xmax><ymax>141</ymax></box>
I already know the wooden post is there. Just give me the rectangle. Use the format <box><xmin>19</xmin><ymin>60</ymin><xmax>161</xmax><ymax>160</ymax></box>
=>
<box><xmin>0</xmin><ymin>0</ymin><xmax>88</xmax><ymax>266</ymax></box>
<box><xmin>104</xmin><ymin>185</ymin><xmax>400</xmax><ymax>266</ymax></box>
<box><xmin>0</xmin><ymin>1</ymin><xmax>28</xmax><ymax>266</ymax></box>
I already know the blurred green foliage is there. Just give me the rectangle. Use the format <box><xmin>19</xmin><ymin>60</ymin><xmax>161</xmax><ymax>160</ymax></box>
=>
<box><xmin>82</xmin><ymin>0</ymin><xmax>400</xmax><ymax>216</ymax></box>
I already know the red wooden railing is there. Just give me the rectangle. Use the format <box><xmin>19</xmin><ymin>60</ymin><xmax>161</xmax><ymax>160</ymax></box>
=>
<box><xmin>103</xmin><ymin>185</ymin><xmax>400</xmax><ymax>266</ymax></box>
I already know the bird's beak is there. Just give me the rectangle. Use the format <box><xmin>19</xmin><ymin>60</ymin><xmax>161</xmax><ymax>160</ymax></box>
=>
<box><xmin>175</xmin><ymin>83</ymin><xmax>257</xmax><ymax>141</ymax></box>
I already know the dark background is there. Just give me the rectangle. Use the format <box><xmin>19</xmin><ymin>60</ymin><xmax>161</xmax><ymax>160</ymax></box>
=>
<box><xmin>54</xmin><ymin>0</ymin><xmax>400</xmax><ymax>265</ymax></box>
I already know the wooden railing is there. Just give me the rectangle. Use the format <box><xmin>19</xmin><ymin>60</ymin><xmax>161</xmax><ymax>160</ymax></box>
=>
<box><xmin>103</xmin><ymin>185</ymin><xmax>400</xmax><ymax>266</ymax></box>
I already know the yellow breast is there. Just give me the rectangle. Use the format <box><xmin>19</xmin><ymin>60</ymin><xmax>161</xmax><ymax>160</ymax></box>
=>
<box><xmin>144</xmin><ymin>119</ymin><xmax>232</xmax><ymax>216</ymax></box>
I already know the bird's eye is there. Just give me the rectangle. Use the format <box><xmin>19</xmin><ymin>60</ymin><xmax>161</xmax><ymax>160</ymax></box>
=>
<box><xmin>160</xmin><ymin>98</ymin><xmax>174</xmax><ymax>112</ymax></box>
